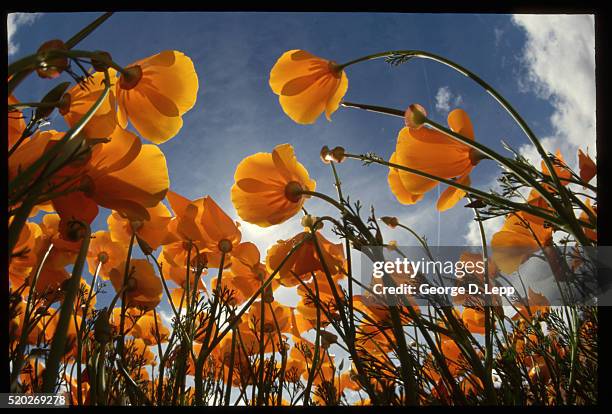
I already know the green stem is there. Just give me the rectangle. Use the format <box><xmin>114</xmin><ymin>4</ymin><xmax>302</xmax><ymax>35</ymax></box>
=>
<box><xmin>193</xmin><ymin>235</ymin><xmax>312</xmax><ymax>404</ymax></box>
<box><xmin>42</xmin><ymin>223</ymin><xmax>91</xmax><ymax>392</ymax></box>
<box><xmin>343</xmin><ymin>153</ymin><xmax>566</xmax><ymax>228</ymax></box>
<box><xmin>8</xmin><ymin>70</ymin><xmax>111</xmax><ymax>256</ymax></box>
<box><xmin>339</xmin><ymin>48</ymin><xmax>590</xmax><ymax>244</ymax></box>
<box><xmin>116</xmin><ymin>232</ymin><xmax>136</xmax><ymax>362</ymax></box>
<box><xmin>9</xmin><ymin>243</ymin><xmax>54</xmax><ymax>391</ymax></box>
<box><xmin>8</xmin><ymin>12</ymin><xmax>113</xmax><ymax>94</ymax></box>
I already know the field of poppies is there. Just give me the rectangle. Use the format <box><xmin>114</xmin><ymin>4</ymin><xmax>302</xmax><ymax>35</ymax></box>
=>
<box><xmin>8</xmin><ymin>13</ymin><xmax>598</xmax><ymax>406</ymax></box>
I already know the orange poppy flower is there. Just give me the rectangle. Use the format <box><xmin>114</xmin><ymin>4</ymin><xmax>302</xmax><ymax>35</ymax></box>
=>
<box><xmin>461</xmin><ymin>307</ymin><xmax>486</xmax><ymax>335</ymax></box>
<box><xmin>269</xmin><ymin>49</ymin><xmax>348</xmax><ymax>124</ymax></box>
<box><xmin>109</xmin><ymin>306</ymin><xmax>142</xmax><ymax>335</ymax></box>
<box><xmin>86</xmin><ymin>230</ymin><xmax>126</xmax><ymax>279</ymax></box>
<box><xmin>126</xmin><ymin>337</ymin><xmax>156</xmax><ymax>366</ymax></box>
<box><xmin>387</xmin><ymin>152</ymin><xmax>424</xmax><ymax>205</ymax></box>
<box><xmin>228</xmin><ymin>242</ymin><xmax>279</xmax><ymax>301</ymax></box>
<box><xmin>199</xmin><ymin>196</ymin><xmax>242</xmax><ymax>255</ymax></box>
<box><xmin>579</xmin><ymin>198</ymin><xmax>597</xmax><ymax>242</ymax></box>
<box><xmin>9</xmin><ymin>221</ymin><xmax>42</xmax><ymax>287</ymax></box>
<box><xmin>28</xmin><ymin>200</ymin><xmax>55</xmax><ymax>218</ymax></box>
<box><xmin>165</xmin><ymin>190</ymin><xmax>213</xmax><ymax>249</ymax></box>
<box><xmin>512</xmin><ymin>287</ymin><xmax>550</xmax><ymax>321</ymax></box>
<box><xmin>60</xmin><ymin>69</ymin><xmax>118</xmax><ymax>138</ymax></box>
<box><xmin>390</xmin><ymin>108</ymin><xmax>480</xmax><ymax>211</ymax></box>
<box><xmin>130</xmin><ymin>310</ymin><xmax>170</xmax><ymax>345</ymax></box>
<box><xmin>440</xmin><ymin>338</ymin><xmax>464</xmax><ymax>376</ymax></box>
<box><xmin>460</xmin><ymin>374</ymin><xmax>483</xmax><ymax>396</ymax></box>
<box><xmin>246</xmin><ymin>300</ymin><xmax>292</xmax><ymax>335</ymax></box>
<box><xmin>8</xmin><ymin>94</ymin><xmax>26</xmax><ymax>149</ymax></box>
<box><xmin>107</xmin><ymin>202</ymin><xmax>172</xmax><ymax>251</ymax></box>
<box><xmin>19</xmin><ymin>358</ymin><xmax>45</xmax><ymax>392</ymax></box>
<box><xmin>109</xmin><ymin>259</ymin><xmax>163</xmax><ymax>310</ymax></box>
<box><xmin>541</xmin><ymin>149</ymin><xmax>572</xmax><ymax>186</ymax></box>
<box><xmin>491</xmin><ymin>211</ymin><xmax>553</xmax><ymax>274</ymax></box>
<box><xmin>8</xmin><ymin>130</ymin><xmax>64</xmax><ymax>183</ymax></box>
<box><xmin>231</xmin><ymin>143</ymin><xmax>316</xmax><ymax>227</ymax></box>
<box><xmin>116</xmin><ymin>50</ymin><xmax>198</xmax><ymax>144</ymax></box>
<box><xmin>266</xmin><ymin>230</ymin><xmax>345</xmax><ymax>287</ymax></box>
<box><xmin>158</xmin><ymin>241</ymin><xmax>207</xmax><ymax>290</ymax></box>
<box><xmin>51</xmin><ymin>127</ymin><xmax>170</xmax><ymax>233</ymax></box>
<box><xmin>578</xmin><ymin>149</ymin><xmax>596</xmax><ymax>184</ymax></box>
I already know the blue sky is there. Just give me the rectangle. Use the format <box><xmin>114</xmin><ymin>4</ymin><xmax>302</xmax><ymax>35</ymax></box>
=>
<box><xmin>8</xmin><ymin>12</ymin><xmax>595</xmax><ymax>312</ymax></box>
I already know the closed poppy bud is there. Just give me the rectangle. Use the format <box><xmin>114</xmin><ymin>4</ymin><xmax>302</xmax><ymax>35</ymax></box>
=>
<box><xmin>381</xmin><ymin>216</ymin><xmax>399</xmax><ymax>228</ymax></box>
<box><xmin>36</xmin><ymin>39</ymin><xmax>69</xmax><ymax>79</ymax></box>
<box><xmin>404</xmin><ymin>104</ymin><xmax>427</xmax><ymax>129</ymax></box>
<box><xmin>301</xmin><ymin>214</ymin><xmax>322</xmax><ymax>230</ymax></box>
<box><xmin>262</xmin><ymin>285</ymin><xmax>275</xmax><ymax>303</ymax></box>
<box><xmin>320</xmin><ymin>146</ymin><xmax>332</xmax><ymax>164</ymax></box>
<box><xmin>330</xmin><ymin>146</ymin><xmax>346</xmax><ymax>163</ymax></box>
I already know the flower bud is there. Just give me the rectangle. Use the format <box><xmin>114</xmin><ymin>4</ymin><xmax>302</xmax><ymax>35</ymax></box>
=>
<box><xmin>381</xmin><ymin>216</ymin><xmax>399</xmax><ymax>228</ymax></box>
<box><xmin>330</xmin><ymin>146</ymin><xmax>346</xmax><ymax>163</ymax></box>
<box><xmin>404</xmin><ymin>104</ymin><xmax>427</xmax><ymax>129</ymax></box>
<box><xmin>320</xmin><ymin>146</ymin><xmax>333</xmax><ymax>164</ymax></box>
<box><xmin>36</xmin><ymin>39</ymin><xmax>69</xmax><ymax>79</ymax></box>
<box><xmin>262</xmin><ymin>285</ymin><xmax>274</xmax><ymax>303</ymax></box>
<box><xmin>301</xmin><ymin>214</ymin><xmax>317</xmax><ymax>228</ymax></box>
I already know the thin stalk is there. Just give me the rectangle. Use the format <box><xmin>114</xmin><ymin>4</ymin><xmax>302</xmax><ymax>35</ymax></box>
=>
<box><xmin>8</xmin><ymin>12</ymin><xmax>113</xmax><ymax>94</ymax></box>
<box><xmin>42</xmin><ymin>223</ymin><xmax>91</xmax><ymax>392</ymax></box>
<box><xmin>303</xmin><ymin>276</ymin><xmax>322</xmax><ymax>406</ymax></box>
<box><xmin>76</xmin><ymin>261</ymin><xmax>102</xmax><ymax>405</ymax></box>
<box><xmin>337</xmin><ymin>49</ymin><xmax>568</xmax><ymax>208</ymax></box>
<box><xmin>116</xmin><ymin>232</ymin><xmax>136</xmax><ymax>361</ymax></box>
<box><xmin>8</xmin><ymin>71</ymin><xmax>111</xmax><ymax>257</ymax></box>
<box><xmin>343</xmin><ymin>153</ymin><xmax>567</xmax><ymax>228</ymax></box>
<box><xmin>193</xmin><ymin>235</ymin><xmax>312</xmax><ymax>404</ymax></box>
<box><xmin>9</xmin><ymin>243</ymin><xmax>54</xmax><ymax>390</ymax></box>
<box><xmin>224</xmin><ymin>329</ymin><xmax>237</xmax><ymax>405</ymax></box>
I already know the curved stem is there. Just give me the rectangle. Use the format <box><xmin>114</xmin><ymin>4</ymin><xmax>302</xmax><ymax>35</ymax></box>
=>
<box><xmin>339</xmin><ymin>49</ymin><xmax>589</xmax><ymax>244</ymax></box>
<box><xmin>343</xmin><ymin>153</ymin><xmax>567</xmax><ymax>228</ymax></box>
<box><xmin>9</xmin><ymin>243</ymin><xmax>54</xmax><ymax>391</ymax></box>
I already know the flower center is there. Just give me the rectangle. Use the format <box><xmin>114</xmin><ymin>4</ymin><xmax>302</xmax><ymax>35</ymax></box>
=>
<box><xmin>98</xmin><ymin>251</ymin><xmax>109</xmax><ymax>264</ymax></box>
<box><xmin>119</xmin><ymin>65</ymin><xmax>143</xmax><ymax>90</ymax></box>
<box><xmin>284</xmin><ymin>181</ymin><xmax>304</xmax><ymax>203</ymax></box>
<box><xmin>218</xmin><ymin>239</ymin><xmax>233</xmax><ymax>253</ymax></box>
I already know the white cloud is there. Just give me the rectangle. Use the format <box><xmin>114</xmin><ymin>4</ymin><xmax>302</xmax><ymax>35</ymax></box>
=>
<box><xmin>494</xmin><ymin>27</ymin><xmax>504</xmax><ymax>47</ymax></box>
<box><xmin>435</xmin><ymin>86</ymin><xmax>463</xmax><ymax>113</ymax></box>
<box><xmin>512</xmin><ymin>15</ymin><xmax>596</xmax><ymax>169</ymax></box>
<box><xmin>7</xmin><ymin>13</ymin><xmax>43</xmax><ymax>56</ymax></box>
